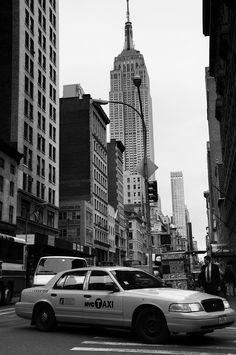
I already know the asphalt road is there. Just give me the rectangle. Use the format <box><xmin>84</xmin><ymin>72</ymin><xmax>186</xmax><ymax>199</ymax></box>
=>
<box><xmin>0</xmin><ymin>301</ymin><xmax>236</xmax><ymax>355</ymax></box>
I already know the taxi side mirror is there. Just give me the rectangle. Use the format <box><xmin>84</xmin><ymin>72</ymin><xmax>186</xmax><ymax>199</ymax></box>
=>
<box><xmin>105</xmin><ymin>282</ymin><xmax>120</xmax><ymax>292</ymax></box>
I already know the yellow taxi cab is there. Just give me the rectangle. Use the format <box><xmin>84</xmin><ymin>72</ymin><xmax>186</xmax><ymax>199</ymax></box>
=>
<box><xmin>15</xmin><ymin>266</ymin><xmax>235</xmax><ymax>344</ymax></box>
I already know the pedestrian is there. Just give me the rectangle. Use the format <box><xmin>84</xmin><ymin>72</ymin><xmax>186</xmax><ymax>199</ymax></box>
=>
<box><xmin>215</xmin><ymin>259</ymin><xmax>227</xmax><ymax>298</ymax></box>
<box><xmin>198</xmin><ymin>255</ymin><xmax>221</xmax><ymax>296</ymax></box>
<box><xmin>224</xmin><ymin>261</ymin><xmax>235</xmax><ymax>297</ymax></box>
<box><xmin>187</xmin><ymin>274</ymin><xmax>195</xmax><ymax>290</ymax></box>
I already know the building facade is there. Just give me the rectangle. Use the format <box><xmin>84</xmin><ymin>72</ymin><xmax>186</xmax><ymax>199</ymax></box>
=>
<box><xmin>203</xmin><ymin>0</ymin><xmax>236</xmax><ymax>257</ymax></box>
<box><xmin>0</xmin><ymin>1</ymin><xmax>59</xmax><ymax>244</ymax></box>
<box><xmin>205</xmin><ymin>67</ymin><xmax>223</xmax><ymax>246</ymax></box>
<box><xmin>60</xmin><ymin>91</ymin><xmax>110</xmax><ymax>264</ymax></box>
<box><xmin>0</xmin><ymin>140</ymin><xmax>22</xmax><ymax>236</ymax></box>
<box><xmin>107</xmin><ymin>139</ymin><xmax>126</xmax><ymax>264</ymax></box>
<box><xmin>170</xmin><ymin>171</ymin><xmax>187</xmax><ymax>239</ymax></box>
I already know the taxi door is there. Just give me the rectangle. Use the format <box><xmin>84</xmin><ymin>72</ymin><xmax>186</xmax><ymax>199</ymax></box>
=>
<box><xmin>49</xmin><ymin>270</ymin><xmax>88</xmax><ymax>323</ymax></box>
<box><xmin>82</xmin><ymin>270</ymin><xmax>123</xmax><ymax>326</ymax></box>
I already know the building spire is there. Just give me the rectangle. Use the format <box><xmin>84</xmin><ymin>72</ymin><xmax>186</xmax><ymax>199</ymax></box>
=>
<box><xmin>126</xmin><ymin>0</ymin><xmax>130</xmax><ymax>22</ymax></box>
<box><xmin>124</xmin><ymin>0</ymin><xmax>134</xmax><ymax>50</ymax></box>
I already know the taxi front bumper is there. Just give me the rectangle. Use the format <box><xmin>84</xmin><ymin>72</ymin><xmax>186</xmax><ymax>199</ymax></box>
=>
<box><xmin>166</xmin><ymin>308</ymin><xmax>235</xmax><ymax>334</ymax></box>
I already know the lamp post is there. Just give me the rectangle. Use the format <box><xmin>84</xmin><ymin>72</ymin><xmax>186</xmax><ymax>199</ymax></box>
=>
<box><xmin>133</xmin><ymin>75</ymin><xmax>152</xmax><ymax>275</ymax></box>
<box><xmin>93</xmin><ymin>76</ymin><xmax>153</xmax><ymax>274</ymax></box>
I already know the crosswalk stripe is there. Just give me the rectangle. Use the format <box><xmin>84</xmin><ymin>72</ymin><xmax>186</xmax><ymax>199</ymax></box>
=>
<box><xmin>0</xmin><ymin>310</ymin><xmax>15</xmax><ymax>315</ymax></box>
<box><xmin>71</xmin><ymin>347</ymin><xmax>235</xmax><ymax>354</ymax></box>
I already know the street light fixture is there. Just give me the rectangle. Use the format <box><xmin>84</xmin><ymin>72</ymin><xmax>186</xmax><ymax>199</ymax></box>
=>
<box><xmin>93</xmin><ymin>76</ymin><xmax>153</xmax><ymax>274</ymax></box>
<box><xmin>133</xmin><ymin>75</ymin><xmax>152</xmax><ymax>275</ymax></box>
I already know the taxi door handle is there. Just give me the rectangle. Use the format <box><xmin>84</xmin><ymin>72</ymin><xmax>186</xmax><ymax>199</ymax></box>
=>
<box><xmin>51</xmin><ymin>293</ymin><xmax>57</xmax><ymax>298</ymax></box>
<box><xmin>84</xmin><ymin>294</ymin><xmax>91</xmax><ymax>298</ymax></box>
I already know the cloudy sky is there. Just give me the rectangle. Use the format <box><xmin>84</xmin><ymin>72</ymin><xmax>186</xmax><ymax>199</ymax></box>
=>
<box><xmin>59</xmin><ymin>0</ymin><xmax>210</xmax><ymax>251</ymax></box>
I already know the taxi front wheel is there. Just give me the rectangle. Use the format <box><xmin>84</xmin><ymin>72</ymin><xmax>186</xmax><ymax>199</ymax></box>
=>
<box><xmin>34</xmin><ymin>303</ymin><xmax>57</xmax><ymax>331</ymax></box>
<box><xmin>135</xmin><ymin>307</ymin><xmax>169</xmax><ymax>344</ymax></box>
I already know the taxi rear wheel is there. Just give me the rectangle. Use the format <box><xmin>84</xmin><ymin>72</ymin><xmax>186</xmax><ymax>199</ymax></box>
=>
<box><xmin>34</xmin><ymin>303</ymin><xmax>56</xmax><ymax>331</ymax></box>
<box><xmin>135</xmin><ymin>307</ymin><xmax>169</xmax><ymax>344</ymax></box>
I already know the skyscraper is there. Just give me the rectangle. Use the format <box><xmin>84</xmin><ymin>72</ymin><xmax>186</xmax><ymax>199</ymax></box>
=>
<box><xmin>109</xmin><ymin>0</ymin><xmax>155</xmax><ymax>204</ymax></box>
<box><xmin>0</xmin><ymin>1</ymin><xmax>59</xmax><ymax>237</ymax></box>
<box><xmin>170</xmin><ymin>171</ymin><xmax>187</xmax><ymax>238</ymax></box>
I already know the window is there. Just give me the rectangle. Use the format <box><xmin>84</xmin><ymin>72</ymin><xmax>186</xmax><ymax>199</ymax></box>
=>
<box><xmin>9</xmin><ymin>182</ymin><xmax>14</xmax><ymax>197</ymax></box>
<box><xmin>9</xmin><ymin>205</ymin><xmax>14</xmax><ymax>224</ymax></box>
<box><xmin>0</xmin><ymin>158</ymin><xmax>4</xmax><ymax>169</ymax></box>
<box><xmin>28</xmin><ymin>149</ymin><xmax>33</xmax><ymax>170</ymax></box>
<box><xmin>41</xmin><ymin>183</ymin><xmax>45</xmax><ymax>199</ymax></box>
<box><xmin>47</xmin><ymin>210</ymin><xmax>54</xmax><ymax>227</ymax></box>
<box><xmin>10</xmin><ymin>165</ymin><xmax>15</xmax><ymax>175</ymax></box>
<box><xmin>0</xmin><ymin>176</ymin><xmax>3</xmax><ymax>192</ymax></box>
<box><xmin>54</xmin><ymin>271</ymin><xmax>87</xmax><ymax>290</ymax></box>
<box><xmin>88</xmin><ymin>270</ymin><xmax>115</xmax><ymax>291</ymax></box>
<box><xmin>23</xmin><ymin>173</ymin><xmax>27</xmax><ymax>191</ymax></box>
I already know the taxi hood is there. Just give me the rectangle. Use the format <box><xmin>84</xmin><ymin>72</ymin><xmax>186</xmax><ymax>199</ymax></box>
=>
<box><xmin>126</xmin><ymin>287</ymin><xmax>223</xmax><ymax>302</ymax></box>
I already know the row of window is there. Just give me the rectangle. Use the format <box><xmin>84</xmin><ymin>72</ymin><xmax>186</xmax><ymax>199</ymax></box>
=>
<box><xmin>24</xmin><ymin>144</ymin><xmax>56</xmax><ymax>171</ymax></box>
<box><xmin>25</xmin><ymin>75</ymin><xmax>57</xmax><ymax>104</ymax></box>
<box><xmin>0</xmin><ymin>158</ymin><xmax>15</xmax><ymax>174</ymax></box>
<box><xmin>25</xmin><ymin>30</ymin><xmax>57</xmax><ymax>67</ymax></box>
<box><xmin>24</xmin><ymin>120</ymin><xmax>56</xmax><ymax>145</ymax></box>
<box><xmin>26</xmin><ymin>0</ymin><xmax>56</xmax><ymax>20</ymax></box>
<box><xmin>24</xmin><ymin>98</ymin><xmax>56</xmax><ymax>123</ymax></box>
<box><xmin>22</xmin><ymin>173</ymin><xmax>55</xmax><ymax>204</ymax></box>
<box><xmin>0</xmin><ymin>202</ymin><xmax>14</xmax><ymax>224</ymax></box>
<box><xmin>0</xmin><ymin>177</ymin><xmax>15</xmax><ymax>197</ymax></box>
<box><xmin>59</xmin><ymin>210</ymin><xmax>80</xmax><ymax>220</ymax></box>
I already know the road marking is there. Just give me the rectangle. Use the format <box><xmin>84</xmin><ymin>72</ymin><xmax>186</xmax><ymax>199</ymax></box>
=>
<box><xmin>83</xmin><ymin>341</ymin><xmax>168</xmax><ymax>347</ymax></box>
<box><xmin>0</xmin><ymin>310</ymin><xmax>15</xmax><ymax>315</ymax></box>
<box><xmin>71</xmin><ymin>348</ymin><xmax>236</xmax><ymax>354</ymax></box>
<box><xmin>0</xmin><ymin>308</ymin><xmax>14</xmax><ymax>312</ymax></box>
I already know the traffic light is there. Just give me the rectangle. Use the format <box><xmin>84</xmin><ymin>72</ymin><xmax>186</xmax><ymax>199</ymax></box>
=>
<box><xmin>147</xmin><ymin>180</ymin><xmax>158</xmax><ymax>202</ymax></box>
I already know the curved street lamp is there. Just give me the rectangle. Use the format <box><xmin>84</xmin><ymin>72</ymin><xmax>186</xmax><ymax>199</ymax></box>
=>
<box><xmin>92</xmin><ymin>76</ymin><xmax>153</xmax><ymax>274</ymax></box>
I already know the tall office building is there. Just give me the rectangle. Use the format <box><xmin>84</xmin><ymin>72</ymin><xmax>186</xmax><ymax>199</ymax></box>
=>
<box><xmin>109</xmin><ymin>0</ymin><xmax>155</xmax><ymax>204</ymax></box>
<box><xmin>0</xmin><ymin>1</ymin><xmax>59</xmax><ymax>239</ymax></box>
<box><xmin>170</xmin><ymin>171</ymin><xmax>187</xmax><ymax>238</ymax></box>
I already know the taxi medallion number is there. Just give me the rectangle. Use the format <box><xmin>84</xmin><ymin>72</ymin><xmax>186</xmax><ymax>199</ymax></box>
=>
<box><xmin>218</xmin><ymin>315</ymin><xmax>227</xmax><ymax>324</ymax></box>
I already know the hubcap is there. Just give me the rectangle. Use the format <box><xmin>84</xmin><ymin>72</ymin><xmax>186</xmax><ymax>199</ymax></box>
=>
<box><xmin>41</xmin><ymin>311</ymin><xmax>48</xmax><ymax>323</ymax></box>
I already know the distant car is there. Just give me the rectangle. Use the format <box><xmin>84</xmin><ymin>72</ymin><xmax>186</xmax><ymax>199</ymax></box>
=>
<box><xmin>15</xmin><ymin>266</ymin><xmax>235</xmax><ymax>344</ymax></box>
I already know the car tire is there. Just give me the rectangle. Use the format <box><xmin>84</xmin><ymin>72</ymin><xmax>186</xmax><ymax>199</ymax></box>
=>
<box><xmin>34</xmin><ymin>303</ymin><xmax>56</xmax><ymax>331</ymax></box>
<box><xmin>135</xmin><ymin>307</ymin><xmax>169</xmax><ymax>344</ymax></box>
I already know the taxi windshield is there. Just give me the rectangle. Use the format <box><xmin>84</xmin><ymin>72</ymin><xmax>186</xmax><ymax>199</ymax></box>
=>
<box><xmin>111</xmin><ymin>269</ymin><xmax>164</xmax><ymax>290</ymax></box>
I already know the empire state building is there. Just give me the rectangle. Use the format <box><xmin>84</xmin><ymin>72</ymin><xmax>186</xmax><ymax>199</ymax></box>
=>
<box><xmin>109</xmin><ymin>0</ymin><xmax>155</xmax><ymax>204</ymax></box>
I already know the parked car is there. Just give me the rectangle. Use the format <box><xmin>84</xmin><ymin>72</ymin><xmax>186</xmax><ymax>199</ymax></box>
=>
<box><xmin>15</xmin><ymin>266</ymin><xmax>235</xmax><ymax>344</ymax></box>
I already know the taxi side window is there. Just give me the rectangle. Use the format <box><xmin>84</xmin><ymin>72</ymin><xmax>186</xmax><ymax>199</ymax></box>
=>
<box><xmin>88</xmin><ymin>270</ymin><xmax>114</xmax><ymax>291</ymax></box>
<box><xmin>54</xmin><ymin>270</ymin><xmax>87</xmax><ymax>290</ymax></box>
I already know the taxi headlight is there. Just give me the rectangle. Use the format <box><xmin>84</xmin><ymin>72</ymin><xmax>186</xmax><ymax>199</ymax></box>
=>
<box><xmin>223</xmin><ymin>300</ymin><xmax>230</xmax><ymax>309</ymax></box>
<box><xmin>169</xmin><ymin>303</ymin><xmax>203</xmax><ymax>313</ymax></box>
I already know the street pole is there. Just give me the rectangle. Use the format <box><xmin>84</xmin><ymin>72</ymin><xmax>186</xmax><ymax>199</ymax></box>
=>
<box><xmin>92</xmin><ymin>75</ymin><xmax>153</xmax><ymax>274</ymax></box>
<box><xmin>133</xmin><ymin>75</ymin><xmax>153</xmax><ymax>275</ymax></box>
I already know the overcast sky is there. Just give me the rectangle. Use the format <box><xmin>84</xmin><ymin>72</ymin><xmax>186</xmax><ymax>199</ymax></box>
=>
<box><xmin>59</xmin><ymin>0</ymin><xmax>210</xmax><ymax>251</ymax></box>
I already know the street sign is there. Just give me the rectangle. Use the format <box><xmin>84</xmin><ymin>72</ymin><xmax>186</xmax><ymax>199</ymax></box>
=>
<box><xmin>135</xmin><ymin>158</ymin><xmax>158</xmax><ymax>178</ymax></box>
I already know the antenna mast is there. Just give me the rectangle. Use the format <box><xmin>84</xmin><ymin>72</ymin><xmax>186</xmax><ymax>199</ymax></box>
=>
<box><xmin>126</xmin><ymin>0</ymin><xmax>130</xmax><ymax>22</ymax></box>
